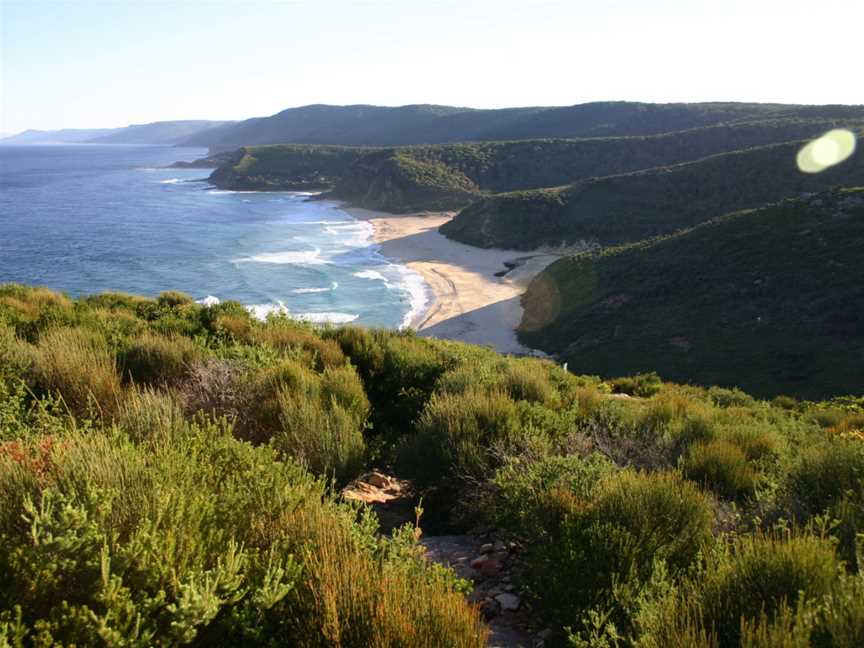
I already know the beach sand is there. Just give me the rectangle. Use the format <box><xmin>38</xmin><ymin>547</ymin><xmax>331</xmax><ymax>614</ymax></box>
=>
<box><xmin>344</xmin><ymin>207</ymin><xmax>562</xmax><ymax>355</ymax></box>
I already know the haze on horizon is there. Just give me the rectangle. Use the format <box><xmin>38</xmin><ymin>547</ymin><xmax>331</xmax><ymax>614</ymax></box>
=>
<box><xmin>1</xmin><ymin>0</ymin><xmax>861</xmax><ymax>134</ymax></box>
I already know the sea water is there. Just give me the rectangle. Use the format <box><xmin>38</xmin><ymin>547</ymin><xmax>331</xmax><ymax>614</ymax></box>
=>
<box><xmin>0</xmin><ymin>145</ymin><xmax>427</xmax><ymax>328</ymax></box>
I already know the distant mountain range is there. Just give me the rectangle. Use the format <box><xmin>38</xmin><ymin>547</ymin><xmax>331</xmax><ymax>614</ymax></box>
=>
<box><xmin>179</xmin><ymin>101</ymin><xmax>835</xmax><ymax>152</ymax></box>
<box><xmin>0</xmin><ymin>120</ymin><xmax>233</xmax><ymax>146</ymax></box>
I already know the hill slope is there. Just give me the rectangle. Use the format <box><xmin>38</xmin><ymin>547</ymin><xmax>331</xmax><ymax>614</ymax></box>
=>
<box><xmin>85</xmin><ymin>120</ymin><xmax>234</xmax><ymax>145</ymax></box>
<box><xmin>518</xmin><ymin>188</ymin><xmax>864</xmax><ymax>399</ymax></box>
<box><xmin>1</xmin><ymin>121</ymin><xmax>231</xmax><ymax>146</ymax></box>
<box><xmin>208</xmin><ymin>117</ymin><xmax>861</xmax><ymax>212</ymax></box>
<box><xmin>441</xmin><ymin>131</ymin><xmax>864</xmax><ymax>249</ymax></box>
<box><xmin>183</xmin><ymin>101</ymin><xmax>857</xmax><ymax>152</ymax></box>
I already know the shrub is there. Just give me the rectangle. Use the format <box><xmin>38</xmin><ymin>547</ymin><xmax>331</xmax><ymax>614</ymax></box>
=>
<box><xmin>400</xmin><ymin>389</ymin><xmax>520</xmax><ymax>487</ymax></box>
<box><xmin>708</xmin><ymin>386</ymin><xmax>757</xmax><ymax>408</ymax></box>
<box><xmin>30</xmin><ymin>327</ymin><xmax>121</xmax><ymax>419</ymax></box>
<box><xmin>500</xmin><ymin>359</ymin><xmax>558</xmax><ymax>406</ymax></box>
<box><xmin>115</xmin><ymin>387</ymin><xmax>188</xmax><ymax>444</ymax></box>
<box><xmin>233</xmin><ymin>360</ymin><xmax>368</xmax><ymax>482</ymax></box>
<box><xmin>609</xmin><ymin>372</ymin><xmax>663</xmax><ymax>397</ymax></box>
<box><xmin>272</xmin><ymin>387</ymin><xmax>366</xmax><ymax>485</ymax></box>
<box><xmin>254</xmin><ymin>321</ymin><xmax>346</xmax><ymax>370</ymax></box>
<box><xmin>491</xmin><ymin>452</ymin><xmax>615</xmax><ymax>533</ymax></box>
<box><xmin>118</xmin><ymin>332</ymin><xmax>201</xmax><ymax>385</ymax></box>
<box><xmin>789</xmin><ymin>440</ymin><xmax>864</xmax><ymax>514</ymax></box>
<box><xmin>330</xmin><ymin>328</ymin><xmax>451</xmax><ymax>438</ymax></box>
<box><xmin>528</xmin><ymin>470</ymin><xmax>713</xmax><ymax>634</ymax></box>
<box><xmin>682</xmin><ymin>439</ymin><xmax>758</xmax><ymax>499</ymax></box>
<box><xmin>699</xmin><ymin>534</ymin><xmax>843</xmax><ymax>648</ymax></box>
<box><xmin>0</xmin><ymin>422</ymin><xmax>485</xmax><ymax>646</ymax></box>
<box><xmin>155</xmin><ymin>290</ymin><xmax>194</xmax><ymax>308</ymax></box>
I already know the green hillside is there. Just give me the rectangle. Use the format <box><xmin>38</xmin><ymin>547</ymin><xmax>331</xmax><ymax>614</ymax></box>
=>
<box><xmin>442</xmin><ymin>133</ymin><xmax>864</xmax><ymax>249</ymax></box>
<box><xmin>208</xmin><ymin>117</ymin><xmax>860</xmax><ymax>213</ymax></box>
<box><xmin>2</xmin><ymin>284</ymin><xmax>864</xmax><ymax>646</ymax></box>
<box><xmin>519</xmin><ymin>188</ymin><xmax>864</xmax><ymax>399</ymax></box>
<box><xmin>182</xmin><ymin>101</ymin><xmax>863</xmax><ymax>152</ymax></box>
<box><xmin>208</xmin><ymin>144</ymin><xmax>372</xmax><ymax>190</ymax></box>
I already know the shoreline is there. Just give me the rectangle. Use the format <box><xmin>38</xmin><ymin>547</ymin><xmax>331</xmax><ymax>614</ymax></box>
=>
<box><xmin>342</xmin><ymin>205</ymin><xmax>562</xmax><ymax>355</ymax></box>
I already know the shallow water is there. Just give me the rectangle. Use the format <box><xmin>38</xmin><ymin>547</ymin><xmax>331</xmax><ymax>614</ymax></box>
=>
<box><xmin>0</xmin><ymin>144</ymin><xmax>426</xmax><ymax>327</ymax></box>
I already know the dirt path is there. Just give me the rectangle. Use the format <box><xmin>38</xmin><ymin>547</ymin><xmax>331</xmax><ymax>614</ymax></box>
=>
<box><xmin>343</xmin><ymin>471</ymin><xmax>544</xmax><ymax>647</ymax></box>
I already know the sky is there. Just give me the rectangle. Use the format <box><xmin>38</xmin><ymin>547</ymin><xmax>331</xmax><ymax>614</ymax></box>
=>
<box><xmin>1</xmin><ymin>0</ymin><xmax>861</xmax><ymax>133</ymax></box>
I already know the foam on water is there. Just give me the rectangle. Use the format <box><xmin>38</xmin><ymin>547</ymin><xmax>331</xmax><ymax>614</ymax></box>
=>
<box><xmin>295</xmin><ymin>312</ymin><xmax>359</xmax><ymax>324</ymax></box>
<box><xmin>353</xmin><ymin>269</ymin><xmax>389</xmax><ymax>282</ymax></box>
<box><xmin>292</xmin><ymin>281</ymin><xmax>339</xmax><ymax>294</ymax></box>
<box><xmin>236</xmin><ymin>249</ymin><xmax>327</xmax><ymax>265</ymax></box>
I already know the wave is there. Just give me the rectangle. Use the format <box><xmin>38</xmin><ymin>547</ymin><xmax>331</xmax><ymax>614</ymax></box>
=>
<box><xmin>353</xmin><ymin>269</ymin><xmax>389</xmax><ymax>282</ymax></box>
<box><xmin>295</xmin><ymin>312</ymin><xmax>359</xmax><ymax>324</ymax></box>
<box><xmin>196</xmin><ymin>295</ymin><xmax>221</xmax><ymax>307</ymax></box>
<box><xmin>235</xmin><ymin>249</ymin><xmax>327</xmax><ymax>265</ymax></box>
<box><xmin>159</xmin><ymin>178</ymin><xmax>184</xmax><ymax>184</ymax></box>
<box><xmin>291</xmin><ymin>281</ymin><xmax>339</xmax><ymax>294</ymax></box>
<box><xmin>392</xmin><ymin>266</ymin><xmax>430</xmax><ymax>329</ymax></box>
<box><xmin>246</xmin><ymin>301</ymin><xmax>290</xmax><ymax>320</ymax></box>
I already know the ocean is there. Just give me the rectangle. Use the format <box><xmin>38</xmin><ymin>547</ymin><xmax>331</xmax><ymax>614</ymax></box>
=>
<box><xmin>0</xmin><ymin>144</ymin><xmax>427</xmax><ymax>328</ymax></box>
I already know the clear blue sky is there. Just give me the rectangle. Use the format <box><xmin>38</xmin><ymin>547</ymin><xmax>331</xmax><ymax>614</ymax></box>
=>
<box><xmin>1</xmin><ymin>0</ymin><xmax>861</xmax><ymax>133</ymax></box>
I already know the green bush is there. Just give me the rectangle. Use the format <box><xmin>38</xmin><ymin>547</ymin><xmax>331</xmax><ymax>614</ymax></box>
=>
<box><xmin>400</xmin><ymin>389</ymin><xmax>520</xmax><ymax>487</ymax></box>
<box><xmin>30</xmin><ymin>327</ymin><xmax>121</xmax><ymax>420</ymax></box>
<box><xmin>0</xmin><ymin>421</ymin><xmax>485</xmax><ymax>647</ymax></box>
<box><xmin>789</xmin><ymin>439</ymin><xmax>864</xmax><ymax>514</ymax></box>
<box><xmin>699</xmin><ymin>534</ymin><xmax>843</xmax><ymax>648</ymax></box>
<box><xmin>118</xmin><ymin>331</ymin><xmax>201</xmax><ymax>385</ymax></box>
<box><xmin>682</xmin><ymin>439</ymin><xmax>758</xmax><ymax>499</ymax></box>
<box><xmin>529</xmin><ymin>470</ymin><xmax>713</xmax><ymax>634</ymax></box>
<box><xmin>609</xmin><ymin>372</ymin><xmax>663</xmax><ymax>397</ymax></box>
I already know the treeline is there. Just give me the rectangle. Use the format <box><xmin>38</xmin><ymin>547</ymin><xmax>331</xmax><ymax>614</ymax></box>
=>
<box><xmin>1</xmin><ymin>284</ymin><xmax>864</xmax><ymax>646</ymax></box>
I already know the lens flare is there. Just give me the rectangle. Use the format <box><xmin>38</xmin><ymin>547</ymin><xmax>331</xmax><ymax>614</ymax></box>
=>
<box><xmin>797</xmin><ymin>129</ymin><xmax>857</xmax><ymax>174</ymax></box>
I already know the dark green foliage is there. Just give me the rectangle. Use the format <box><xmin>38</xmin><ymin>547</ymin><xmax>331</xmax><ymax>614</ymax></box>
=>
<box><xmin>682</xmin><ymin>439</ymin><xmax>758</xmax><ymax>499</ymax></box>
<box><xmin>520</xmin><ymin>188</ymin><xmax>864</xmax><ymax>400</ymax></box>
<box><xmin>183</xmin><ymin>101</ymin><xmax>863</xmax><ymax>152</ymax></box>
<box><xmin>610</xmin><ymin>372</ymin><xmax>663</xmax><ymax>397</ymax></box>
<box><xmin>118</xmin><ymin>331</ymin><xmax>201</xmax><ymax>385</ymax></box>
<box><xmin>525</xmin><ymin>470</ymin><xmax>713</xmax><ymax>635</ymax></box>
<box><xmin>698</xmin><ymin>534</ymin><xmax>842</xmax><ymax>648</ymax></box>
<box><xmin>444</xmin><ymin>136</ymin><xmax>864</xmax><ymax>249</ymax></box>
<box><xmin>789</xmin><ymin>439</ymin><xmax>864</xmax><ymax>514</ymax></box>
<box><xmin>326</xmin><ymin>327</ymin><xmax>454</xmax><ymax>440</ymax></box>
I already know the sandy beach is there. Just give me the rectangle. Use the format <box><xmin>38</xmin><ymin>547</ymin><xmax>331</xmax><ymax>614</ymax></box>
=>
<box><xmin>344</xmin><ymin>207</ymin><xmax>562</xmax><ymax>355</ymax></box>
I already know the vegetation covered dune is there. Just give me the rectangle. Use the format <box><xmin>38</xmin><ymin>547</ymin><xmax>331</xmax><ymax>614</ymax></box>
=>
<box><xmin>1</xmin><ymin>283</ymin><xmax>864</xmax><ymax>646</ymax></box>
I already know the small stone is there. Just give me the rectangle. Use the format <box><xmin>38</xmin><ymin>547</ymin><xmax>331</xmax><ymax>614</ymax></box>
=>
<box><xmin>502</xmin><ymin>575</ymin><xmax>511</xmax><ymax>583</ymax></box>
<box><xmin>480</xmin><ymin>543</ymin><xmax>494</xmax><ymax>554</ymax></box>
<box><xmin>470</xmin><ymin>556</ymin><xmax>502</xmax><ymax>577</ymax></box>
<box><xmin>366</xmin><ymin>472</ymin><xmax>390</xmax><ymax>489</ymax></box>
<box><xmin>504</xmin><ymin>584</ymin><xmax>515</xmax><ymax>592</ymax></box>
<box><xmin>495</xmin><ymin>592</ymin><xmax>521</xmax><ymax>611</ymax></box>
<box><xmin>480</xmin><ymin>599</ymin><xmax>501</xmax><ymax>620</ymax></box>
<box><xmin>467</xmin><ymin>589</ymin><xmax>485</xmax><ymax>604</ymax></box>
<box><xmin>493</xmin><ymin>540</ymin><xmax>507</xmax><ymax>552</ymax></box>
